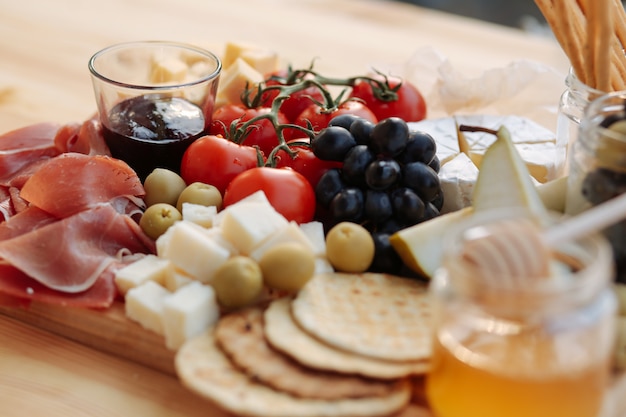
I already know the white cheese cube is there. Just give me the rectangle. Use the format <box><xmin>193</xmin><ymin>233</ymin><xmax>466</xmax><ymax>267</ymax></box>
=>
<box><xmin>150</xmin><ymin>58</ymin><xmax>188</xmax><ymax>83</ymax></box>
<box><xmin>182</xmin><ymin>202</ymin><xmax>218</xmax><ymax>228</ymax></box>
<box><xmin>114</xmin><ymin>255</ymin><xmax>172</xmax><ymax>296</ymax></box>
<box><xmin>220</xmin><ymin>201</ymin><xmax>289</xmax><ymax>255</ymax></box>
<box><xmin>212</xmin><ymin>190</ymin><xmax>270</xmax><ymax>227</ymax></box>
<box><xmin>204</xmin><ymin>226</ymin><xmax>240</xmax><ymax>256</ymax></box>
<box><xmin>163</xmin><ymin>281</ymin><xmax>220</xmax><ymax>350</ymax></box>
<box><xmin>164</xmin><ymin>221</ymin><xmax>231</xmax><ymax>283</ymax></box>
<box><xmin>155</xmin><ymin>224</ymin><xmax>176</xmax><ymax>258</ymax></box>
<box><xmin>125</xmin><ymin>281</ymin><xmax>170</xmax><ymax>335</ymax></box>
<box><xmin>249</xmin><ymin>222</ymin><xmax>316</xmax><ymax>261</ymax></box>
<box><xmin>164</xmin><ymin>268</ymin><xmax>194</xmax><ymax>292</ymax></box>
<box><xmin>299</xmin><ymin>221</ymin><xmax>327</xmax><ymax>257</ymax></box>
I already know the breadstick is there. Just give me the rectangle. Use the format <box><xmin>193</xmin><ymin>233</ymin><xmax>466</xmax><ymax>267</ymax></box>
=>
<box><xmin>612</xmin><ymin>0</ymin><xmax>626</xmax><ymax>48</ymax></box>
<box><xmin>610</xmin><ymin>41</ymin><xmax>626</xmax><ymax>90</ymax></box>
<box><xmin>535</xmin><ymin>0</ymin><xmax>587</xmax><ymax>83</ymax></box>
<box><xmin>588</xmin><ymin>0</ymin><xmax>612</xmax><ymax>92</ymax></box>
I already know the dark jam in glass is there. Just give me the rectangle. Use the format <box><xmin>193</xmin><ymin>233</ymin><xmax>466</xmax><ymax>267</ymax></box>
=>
<box><xmin>102</xmin><ymin>94</ymin><xmax>206</xmax><ymax>180</ymax></box>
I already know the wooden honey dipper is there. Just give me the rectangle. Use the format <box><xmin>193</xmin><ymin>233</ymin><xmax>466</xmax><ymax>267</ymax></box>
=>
<box><xmin>461</xmin><ymin>192</ymin><xmax>626</xmax><ymax>280</ymax></box>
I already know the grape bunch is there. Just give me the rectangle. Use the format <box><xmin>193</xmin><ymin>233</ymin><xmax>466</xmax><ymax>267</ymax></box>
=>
<box><xmin>312</xmin><ymin>114</ymin><xmax>443</xmax><ymax>275</ymax></box>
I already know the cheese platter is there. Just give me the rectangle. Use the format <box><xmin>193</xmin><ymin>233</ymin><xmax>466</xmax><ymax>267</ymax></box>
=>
<box><xmin>2</xmin><ymin>0</ymin><xmax>626</xmax><ymax>415</ymax></box>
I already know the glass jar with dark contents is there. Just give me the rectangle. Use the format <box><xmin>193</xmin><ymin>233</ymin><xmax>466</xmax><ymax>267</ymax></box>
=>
<box><xmin>89</xmin><ymin>41</ymin><xmax>221</xmax><ymax>180</ymax></box>
<box><xmin>566</xmin><ymin>91</ymin><xmax>626</xmax><ymax>283</ymax></box>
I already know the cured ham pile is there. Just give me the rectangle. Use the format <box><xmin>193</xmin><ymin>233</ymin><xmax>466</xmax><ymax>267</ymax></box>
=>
<box><xmin>0</xmin><ymin>119</ymin><xmax>154</xmax><ymax>309</ymax></box>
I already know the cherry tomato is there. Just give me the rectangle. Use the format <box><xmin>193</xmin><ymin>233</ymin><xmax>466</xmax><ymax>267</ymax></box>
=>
<box><xmin>275</xmin><ymin>139</ymin><xmax>343</xmax><ymax>188</ymax></box>
<box><xmin>288</xmin><ymin>101</ymin><xmax>377</xmax><ymax>139</ymax></box>
<box><xmin>180</xmin><ymin>135</ymin><xmax>259</xmax><ymax>195</ymax></box>
<box><xmin>223</xmin><ymin>167</ymin><xmax>316</xmax><ymax>224</ymax></box>
<box><xmin>260</xmin><ymin>70</ymin><xmax>325</xmax><ymax>122</ymax></box>
<box><xmin>349</xmin><ymin>76</ymin><xmax>427</xmax><ymax>122</ymax></box>
<box><xmin>209</xmin><ymin>104</ymin><xmax>288</xmax><ymax>156</ymax></box>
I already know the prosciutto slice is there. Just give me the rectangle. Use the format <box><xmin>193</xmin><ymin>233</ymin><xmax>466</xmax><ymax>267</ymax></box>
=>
<box><xmin>0</xmin><ymin>122</ymin><xmax>61</xmax><ymax>184</ymax></box>
<box><xmin>0</xmin><ymin>263</ymin><xmax>118</xmax><ymax>308</ymax></box>
<box><xmin>20</xmin><ymin>153</ymin><xmax>145</xmax><ymax>218</ymax></box>
<box><xmin>0</xmin><ymin>204</ymin><xmax>154</xmax><ymax>293</ymax></box>
<box><xmin>54</xmin><ymin>117</ymin><xmax>111</xmax><ymax>156</ymax></box>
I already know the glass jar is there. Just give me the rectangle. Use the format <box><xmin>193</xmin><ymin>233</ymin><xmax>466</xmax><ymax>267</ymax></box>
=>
<box><xmin>556</xmin><ymin>68</ymin><xmax>604</xmax><ymax>176</ymax></box>
<box><xmin>566</xmin><ymin>91</ymin><xmax>626</xmax><ymax>283</ymax></box>
<box><xmin>425</xmin><ymin>208</ymin><xmax>616</xmax><ymax>417</ymax></box>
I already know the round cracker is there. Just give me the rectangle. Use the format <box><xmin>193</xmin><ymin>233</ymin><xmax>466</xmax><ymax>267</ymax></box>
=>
<box><xmin>215</xmin><ymin>306</ymin><xmax>398</xmax><ymax>400</ymax></box>
<box><xmin>291</xmin><ymin>273</ymin><xmax>432</xmax><ymax>361</ymax></box>
<box><xmin>175</xmin><ymin>329</ymin><xmax>411</xmax><ymax>417</ymax></box>
<box><xmin>265</xmin><ymin>298</ymin><xmax>430</xmax><ymax>379</ymax></box>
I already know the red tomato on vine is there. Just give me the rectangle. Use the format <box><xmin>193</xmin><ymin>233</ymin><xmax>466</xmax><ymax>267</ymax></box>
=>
<box><xmin>223</xmin><ymin>167</ymin><xmax>316</xmax><ymax>224</ymax></box>
<box><xmin>287</xmin><ymin>101</ymin><xmax>377</xmax><ymax>139</ymax></box>
<box><xmin>209</xmin><ymin>104</ymin><xmax>289</xmax><ymax>156</ymax></box>
<box><xmin>274</xmin><ymin>139</ymin><xmax>342</xmax><ymax>188</ymax></box>
<box><xmin>349</xmin><ymin>75</ymin><xmax>427</xmax><ymax>122</ymax></box>
<box><xmin>260</xmin><ymin>69</ymin><xmax>325</xmax><ymax>123</ymax></box>
<box><xmin>180</xmin><ymin>135</ymin><xmax>259</xmax><ymax>195</ymax></box>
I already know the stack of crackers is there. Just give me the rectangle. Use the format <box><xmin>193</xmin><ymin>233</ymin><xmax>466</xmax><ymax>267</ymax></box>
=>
<box><xmin>534</xmin><ymin>0</ymin><xmax>626</xmax><ymax>92</ymax></box>
<box><xmin>175</xmin><ymin>273</ymin><xmax>434</xmax><ymax>417</ymax></box>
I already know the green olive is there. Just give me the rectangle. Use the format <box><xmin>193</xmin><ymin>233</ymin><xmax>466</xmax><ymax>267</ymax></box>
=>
<box><xmin>211</xmin><ymin>256</ymin><xmax>264</xmax><ymax>308</ymax></box>
<box><xmin>139</xmin><ymin>203</ymin><xmax>182</xmax><ymax>240</ymax></box>
<box><xmin>325</xmin><ymin>222</ymin><xmax>374</xmax><ymax>273</ymax></box>
<box><xmin>259</xmin><ymin>243</ymin><xmax>315</xmax><ymax>292</ymax></box>
<box><xmin>143</xmin><ymin>168</ymin><xmax>187</xmax><ymax>207</ymax></box>
<box><xmin>176</xmin><ymin>182</ymin><xmax>223</xmax><ymax>213</ymax></box>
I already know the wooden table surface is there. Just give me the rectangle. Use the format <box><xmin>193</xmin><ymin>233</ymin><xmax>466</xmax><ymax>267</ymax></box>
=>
<box><xmin>0</xmin><ymin>0</ymin><xmax>587</xmax><ymax>416</ymax></box>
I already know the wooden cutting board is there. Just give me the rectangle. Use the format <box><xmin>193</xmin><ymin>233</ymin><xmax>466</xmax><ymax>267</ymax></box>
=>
<box><xmin>0</xmin><ymin>301</ymin><xmax>176</xmax><ymax>375</ymax></box>
<box><xmin>1</xmin><ymin>300</ymin><xmax>625</xmax><ymax>417</ymax></box>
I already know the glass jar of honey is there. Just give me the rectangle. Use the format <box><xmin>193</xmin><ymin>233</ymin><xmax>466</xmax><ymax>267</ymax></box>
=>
<box><xmin>426</xmin><ymin>208</ymin><xmax>616</xmax><ymax>417</ymax></box>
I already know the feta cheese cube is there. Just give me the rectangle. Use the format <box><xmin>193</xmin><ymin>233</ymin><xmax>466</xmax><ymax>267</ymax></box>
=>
<box><xmin>164</xmin><ymin>221</ymin><xmax>231</xmax><ymax>283</ymax></box>
<box><xmin>220</xmin><ymin>201</ymin><xmax>288</xmax><ymax>255</ymax></box>
<box><xmin>181</xmin><ymin>202</ymin><xmax>218</xmax><ymax>228</ymax></box>
<box><xmin>163</xmin><ymin>281</ymin><xmax>219</xmax><ymax>350</ymax></box>
<box><xmin>125</xmin><ymin>281</ymin><xmax>170</xmax><ymax>335</ymax></box>
<box><xmin>114</xmin><ymin>255</ymin><xmax>171</xmax><ymax>296</ymax></box>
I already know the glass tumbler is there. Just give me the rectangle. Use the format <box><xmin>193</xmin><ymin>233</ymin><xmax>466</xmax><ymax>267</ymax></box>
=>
<box><xmin>426</xmin><ymin>209</ymin><xmax>617</xmax><ymax>417</ymax></box>
<box><xmin>88</xmin><ymin>41</ymin><xmax>221</xmax><ymax>180</ymax></box>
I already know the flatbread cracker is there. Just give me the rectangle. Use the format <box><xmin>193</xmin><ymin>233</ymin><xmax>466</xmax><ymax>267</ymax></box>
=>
<box><xmin>265</xmin><ymin>297</ymin><xmax>430</xmax><ymax>379</ymax></box>
<box><xmin>215</xmin><ymin>306</ymin><xmax>399</xmax><ymax>400</ymax></box>
<box><xmin>175</xmin><ymin>329</ymin><xmax>412</xmax><ymax>417</ymax></box>
<box><xmin>292</xmin><ymin>273</ymin><xmax>432</xmax><ymax>361</ymax></box>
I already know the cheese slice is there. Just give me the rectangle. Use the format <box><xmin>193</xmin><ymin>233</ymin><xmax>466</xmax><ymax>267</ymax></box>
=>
<box><xmin>409</xmin><ymin>115</ymin><xmax>559</xmax><ymax>213</ymax></box>
<box><xmin>409</xmin><ymin>115</ymin><xmax>558</xmax><ymax>183</ymax></box>
<box><xmin>125</xmin><ymin>281</ymin><xmax>170</xmax><ymax>335</ymax></box>
<box><xmin>150</xmin><ymin>58</ymin><xmax>188</xmax><ymax>84</ymax></box>
<box><xmin>239</xmin><ymin>49</ymin><xmax>279</xmax><ymax>76</ymax></box>
<box><xmin>162</xmin><ymin>281</ymin><xmax>219</xmax><ymax>350</ymax></box>
<box><xmin>215</xmin><ymin>57</ymin><xmax>263</xmax><ymax>107</ymax></box>
<box><xmin>114</xmin><ymin>254</ymin><xmax>171</xmax><ymax>295</ymax></box>
<box><xmin>438</xmin><ymin>152</ymin><xmax>479</xmax><ymax>214</ymax></box>
<box><xmin>222</xmin><ymin>41</ymin><xmax>258</xmax><ymax>68</ymax></box>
